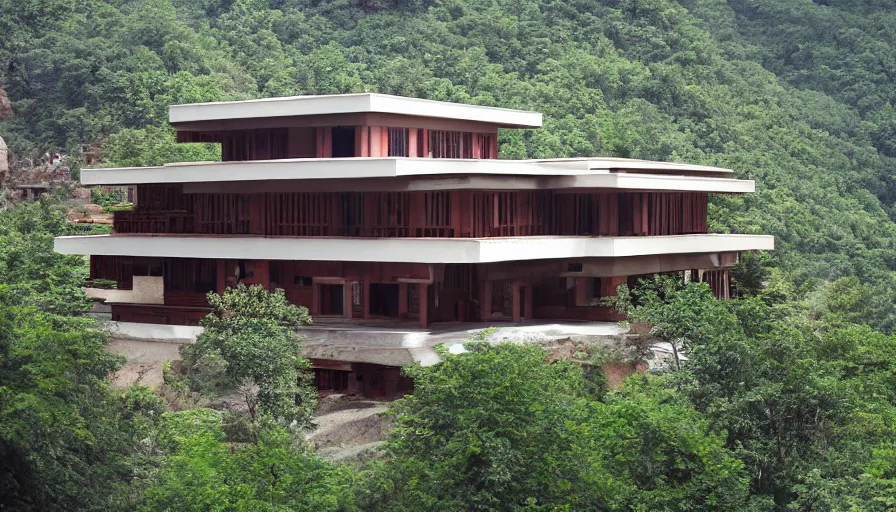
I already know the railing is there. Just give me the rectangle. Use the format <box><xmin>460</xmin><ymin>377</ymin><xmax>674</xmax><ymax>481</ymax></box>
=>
<box><xmin>115</xmin><ymin>187</ymin><xmax>710</xmax><ymax>239</ymax></box>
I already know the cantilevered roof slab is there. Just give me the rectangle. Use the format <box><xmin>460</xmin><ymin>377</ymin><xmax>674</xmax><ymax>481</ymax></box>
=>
<box><xmin>80</xmin><ymin>157</ymin><xmax>753</xmax><ymax>194</ymax></box>
<box><xmin>56</xmin><ymin>234</ymin><xmax>774</xmax><ymax>264</ymax></box>
<box><xmin>169</xmin><ymin>93</ymin><xmax>543</xmax><ymax>128</ymax></box>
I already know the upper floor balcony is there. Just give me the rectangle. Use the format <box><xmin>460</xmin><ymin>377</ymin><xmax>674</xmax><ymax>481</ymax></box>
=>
<box><xmin>111</xmin><ymin>185</ymin><xmax>711</xmax><ymax>239</ymax></box>
<box><xmin>169</xmin><ymin>93</ymin><xmax>542</xmax><ymax>161</ymax></box>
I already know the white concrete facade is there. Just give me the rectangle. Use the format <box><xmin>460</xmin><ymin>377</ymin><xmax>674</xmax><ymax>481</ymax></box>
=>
<box><xmin>169</xmin><ymin>93</ymin><xmax>543</xmax><ymax>128</ymax></box>
<box><xmin>106</xmin><ymin>321</ymin><xmax>204</xmax><ymax>343</ymax></box>
<box><xmin>105</xmin><ymin>320</ymin><xmax>630</xmax><ymax>367</ymax></box>
<box><xmin>55</xmin><ymin>234</ymin><xmax>774</xmax><ymax>264</ymax></box>
<box><xmin>80</xmin><ymin>157</ymin><xmax>752</xmax><ymax>193</ymax></box>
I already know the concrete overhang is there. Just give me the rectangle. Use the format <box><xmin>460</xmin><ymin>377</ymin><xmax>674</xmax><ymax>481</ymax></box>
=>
<box><xmin>104</xmin><ymin>320</ymin><xmax>631</xmax><ymax>367</ymax></box>
<box><xmin>169</xmin><ymin>93</ymin><xmax>543</xmax><ymax>128</ymax></box>
<box><xmin>81</xmin><ymin>158</ymin><xmax>752</xmax><ymax>194</ymax></box>
<box><xmin>55</xmin><ymin>234</ymin><xmax>774</xmax><ymax>264</ymax></box>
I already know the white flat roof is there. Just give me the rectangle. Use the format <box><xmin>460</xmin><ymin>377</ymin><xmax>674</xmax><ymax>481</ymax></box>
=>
<box><xmin>55</xmin><ymin>234</ymin><xmax>774</xmax><ymax>264</ymax></box>
<box><xmin>81</xmin><ymin>158</ymin><xmax>750</xmax><ymax>193</ymax></box>
<box><xmin>169</xmin><ymin>93</ymin><xmax>543</xmax><ymax>128</ymax></box>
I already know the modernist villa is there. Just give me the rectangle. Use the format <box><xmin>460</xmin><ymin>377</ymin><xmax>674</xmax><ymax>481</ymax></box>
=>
<box><xmin>55</xmin><ymin>93</ymin><xmax>773</xmax><ymax>397</ymax></box>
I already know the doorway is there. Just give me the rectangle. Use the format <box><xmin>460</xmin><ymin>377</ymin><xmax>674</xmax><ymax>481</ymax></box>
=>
<box><xmin>319</xmin><ymin>284</ymin><xmax>344</xmax><ymax>316</ymax></box>
<box><xmin>369</xmin><ymin>283</ymin><xmax>400</xmax><ymax>318</ymax></box>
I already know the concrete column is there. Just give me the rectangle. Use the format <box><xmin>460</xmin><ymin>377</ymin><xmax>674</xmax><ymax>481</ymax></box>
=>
<box><xmin>574</xmin><ymin>277</ymin><xmax>588</xmax><ymax>307</ymax></box>
<box><xmin>251</xmin><ymin>260</ymin><xmax>270</xmax><ymax>289</ymax></box>
<box><xmin>357</xmin><ymin>126</ymin><xmax>369</xmax><ymax>157</ymax></box>
<box><xmin>343</xmin><ymin>282</ymin><xmax>353</xmax><ymax>319</ymax></box>
<box><xmin>384</xmin><ymin>367</ymin><xmax>400</xmax><ymax>400</ymax></box>
<box><xmin>398</xmin><ymin>283</ymin><xmax>408</xmax><ymax>318</ymax></box>
<box><xmin>512</xmin><ymin>281</ymin><xmax>522</xmax><ymax>322</ymax></box>
<box><xmin>408</xmin><ymin>129</ymin><xmax>418</xmax><ymax>157</ymax></box>
<box><xmin>482</xmin><ymin>280</ymin><xmax>492</xmax><ymax>319</ymax></box>
<box><xmin>409</xmin><ymin>192</ymin><xmax>425</xmax><ymax>237</ymax></box>
<box><xmin>216</xmin><ymin>259</ymin><xmax>226</xmax><ymax>294</ymax></box>
<box><xmin>370</xmin><ymin>127</ymin><xmax>382</xmax><ymax>157</ymax></box>
<box><xmin>419</xmin><ymin>283</ymin><xmax>429</xmax><ymax>328</ymax></box>
<box><xmin>322</xmin><ymin>127</ymin><xmax>333</xmax><ymax>158</ymax></box>
<box><xmin>346</xmin><ymin>368</ymin><xmax>359</xmax><ymax>395</ymax></box>
<box><xmin>311</xmin><ymin>282</ymin><xmax>321</xmax><ymax>316</ymax></box>
<box><xmin>315</xmin><ymin>128</ymin><xmax>324</xmax><ymax>158</ymax></box>
<box><xmin>249</xmin><ymin>194</ymin><xmax>266</xmax><ymax>234</ymax></box>
<box><xmin>363</xmin><ymin>280</ymin><xmax>371</xmax><ymax>319</ymax></box>
<box><xmin>524</xmin><ymin>284</ymin><xmax>534</xmax><ymax>321</ymax></box>
<box><xmin>602</xmin><ymin>276</ymin><xmax>627</xmax><ymax>297</ymax></box>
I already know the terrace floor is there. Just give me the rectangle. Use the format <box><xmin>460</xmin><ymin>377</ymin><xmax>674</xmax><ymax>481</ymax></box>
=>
<box><xmin>105</xmin><ymin>318</ymin><xmax>630</xmax><ymax>367</ymax></box>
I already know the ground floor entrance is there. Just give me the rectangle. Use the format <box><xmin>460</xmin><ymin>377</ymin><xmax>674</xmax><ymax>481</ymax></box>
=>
<box><xmin>311</xmin><ymin>360</ymin><xmax>414</xmax><ymax>400</ymax></box>
<box><xmin>91</xmin><ymin>254</ymin><xmax>739</xmax><ymax>327</ymax></box>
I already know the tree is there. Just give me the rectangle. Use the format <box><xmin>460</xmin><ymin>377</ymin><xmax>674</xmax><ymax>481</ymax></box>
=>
<box><xmin>358</xmin><ymin>343</ymin><xmax>749</xmax><ymax>511</ymax></box>
<box><xmin>0</xmin><ymin>201</ymin><xmax>165</xmax><ymax>511</ymax></box>
<box><xmin>178</xmin><ymin>284</ymin><xmax>317</xmax><ymax>428</ymax></box>
<box><xmin>625</xmin><ymin>280</ymin><xmax>896</xmax><ymax>508</ymax></box>
<box><xmin>143</xmin><ymin>412</ymin><xmax>355</xmax><ymax>512</ymax></box>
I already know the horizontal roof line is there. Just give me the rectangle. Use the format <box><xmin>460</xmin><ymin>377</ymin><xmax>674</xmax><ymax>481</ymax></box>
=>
<box><xmin>55</xmin><ymin>234</ymin><xmax>774</xmax><ymax>264</ymax></box>
<box><xmin>80</xmin><ymin>158</ymin><xmax>748</xmax><ymax>193</ymax></box>
<box><xmin>169</xmin><ymin>93</ymin><xmax>543</xmax><ymax>128</ymax></box>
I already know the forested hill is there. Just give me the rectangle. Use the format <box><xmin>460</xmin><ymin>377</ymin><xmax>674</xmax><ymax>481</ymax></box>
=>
<box><xmin>2</xmin><ymin>0</ymin><xmax>896</xmax><ymax>289</ymax></box>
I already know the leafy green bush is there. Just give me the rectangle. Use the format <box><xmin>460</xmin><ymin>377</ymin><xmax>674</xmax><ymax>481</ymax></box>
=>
<box><xmin>178</xmin><ymin>284</ymin><xmax>317</xmax><ymax>428</ymax></box>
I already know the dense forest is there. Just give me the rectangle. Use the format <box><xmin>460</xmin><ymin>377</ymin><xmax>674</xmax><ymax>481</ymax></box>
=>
<box><xmin>2</xmin><ymin>0</ymin><xmax>896</xmax><ymax>510</ymax></box>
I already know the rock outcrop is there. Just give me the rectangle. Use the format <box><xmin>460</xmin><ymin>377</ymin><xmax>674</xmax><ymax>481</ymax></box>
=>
<box><xmin>0</xmin><ymin>88</ymin><xmax>12</xmax><ymax>120</ymax></box>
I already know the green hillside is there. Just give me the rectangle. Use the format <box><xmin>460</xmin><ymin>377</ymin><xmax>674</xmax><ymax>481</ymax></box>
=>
<box><xmin>2</xmin><ymin>0</ymin><xmax>895</xmax><ymax>290</ymax></box>
<box><xmin>6</xmin><ymin>2</ymin><xmax>896</xmax><ymax>509</ymax></box>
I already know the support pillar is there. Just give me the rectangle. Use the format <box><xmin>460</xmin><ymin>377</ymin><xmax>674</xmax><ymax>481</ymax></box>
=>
<box><xmin>370</xmin><ymin>127</ymin><xmax>383</xmax><ymax>157</ymax></box>
<box><xmin>343</xmin><ymin>282</ymin><xmax>353</xmax><ymax>319</ymax></box>
<box><xmin>250</xmin><ymin>260</ymin><xmax>270</xmax><ymax>289</ymax></box>
<box><xmin>216</xmin><ymin>259</ymin><xmax>226</xmax><ymax>294</ymax></box>
<box><xmin>419</xmin><ymin>283</ymin><xmax>429</xmax><ymax>328</ymax></box>
<box><xmin>574</xmin><ymin>277</ymin><xmax>588</xmax><ymax>307</ymax></box>
<box><xmin>311</xmin><ymin>282</ymin><xmax>321</xmax><ymax>316</ymax></box>
<box><xmin>322</xmin><ymin>127</ymin><xmax>332</xmax><ymax>158</ymax></box>
<box><xmin>524</xmin><ymin>284</ymin><xmax>534</xmax><ymax>321</ymax></box>
<box><xmin>315</xmin><ymin>128</ymin><xmax>324</xmax><ymax>158</ymax></box>
<box><xmin>601</xmin><ymin>276</ymin><xmax>627</xmax><ymax>297</ymax></box>
<box><xmin>408</xmin><ymin>129</ymin><xmax>418</xmax><ymax>157</ymax></box>
<box><xmin>482</xmin><ymin>280</ymin><xmax>492</xmax><ymax>319</ymax></box>
<box><xmin>356</xmin><ymin>126</ymin><xmax>369</xmax><ymax>157</ymax></box>
<box><xmin>511</xmin><ymin>281</ymin><xmax>522</xmax><ymax>323</ymax></box>
<box><xmin>363</xmin><ymin>280</ymin><xmax>371</xmax><ymax>319</ymax></box>
<box><xmin>398</xmin><ymin>283</ymin><xmax>408</xmax><ymax>318</ymax></box>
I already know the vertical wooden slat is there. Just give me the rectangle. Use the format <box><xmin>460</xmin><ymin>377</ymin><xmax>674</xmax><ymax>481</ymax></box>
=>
<box><xmin>315</xmin><ymin>128</ymin><xmax>324</xmax><ymax>158</ymax></box>
<box><xmin>323</xmin><ymin>127</ymin><xmax>333</xmax><ymax>158</ymax></box>
<box><xmin>369</xmin><ymin>127</ymin><xmax>382</xmax><ymax>157</ymax></box>
<box><xmin>360</xmin><ymin>126</ymin><xmax>370</xmax><ymax>157</ymax></box>
<box><xmin>408</xmin><ymin>129</ymin><xmax>418</xmax><ymax>157</ymax></box>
